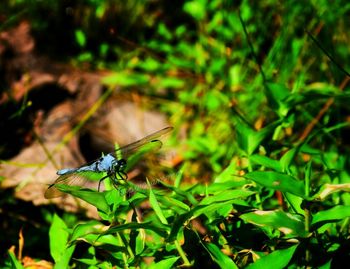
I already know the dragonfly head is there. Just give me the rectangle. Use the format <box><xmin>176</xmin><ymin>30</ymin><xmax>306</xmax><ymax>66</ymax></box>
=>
<box><xmin>118</xmin><ymin>159</ymin><xmax>127</xmax><ymax>168</ymax></box>
<box><xmin>111</xmin><ymin>158</ymin><xmax>127</xmax><ymax>170</ymax></box>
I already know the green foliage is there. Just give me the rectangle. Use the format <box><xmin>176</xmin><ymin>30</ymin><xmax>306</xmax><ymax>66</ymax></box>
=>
<box><xmin>2</xmin><ymin>0</ymin><xmax>350</xmax><ymax>268</ymax></box>
<box><xmin>49</xmin><ymin>214</ymin><xmax>75</xmax><ymax>268</ymax></box>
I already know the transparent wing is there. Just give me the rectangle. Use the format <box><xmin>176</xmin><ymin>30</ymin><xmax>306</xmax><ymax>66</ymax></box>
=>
<box><xmin>112</xmin><ymin>126</ymin><xmax>173</xmax><ymax>160</ymax></box>
<box><xmin>45</xmin><ymin>127</ymin><xmax>173</xmax><ymax>198</ymax></box>
<box><xmin>45</xmin><ymin>170</ymin><xmax>104</xmax><ymax>198</ymax></box>
<box><xmin>58</xmin><ymin>126</ymin><xmax>173</xmax><ymax>172</ymax></box>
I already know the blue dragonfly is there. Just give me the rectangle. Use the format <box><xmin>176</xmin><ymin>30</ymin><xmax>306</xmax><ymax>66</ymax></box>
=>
<box><xmin>45</xmin><ymin>126</ymin><xmax>173</xmax><ymax>198</ymax></box>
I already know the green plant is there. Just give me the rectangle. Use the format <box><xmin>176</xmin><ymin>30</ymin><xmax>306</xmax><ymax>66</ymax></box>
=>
<box><xmin>2</xmin><ymin>0</ymin><xmax>350</xmax><ymax>268</ymax></box>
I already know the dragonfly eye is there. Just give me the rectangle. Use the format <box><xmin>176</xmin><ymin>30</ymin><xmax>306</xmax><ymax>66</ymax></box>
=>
<box><xmin>118</xmin><ymin>159</ymin><xmax>127</xmax><ymax>166</ymax></box>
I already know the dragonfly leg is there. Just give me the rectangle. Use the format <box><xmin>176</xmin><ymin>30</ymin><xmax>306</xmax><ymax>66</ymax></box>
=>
<box><xmin>117</xmin><ymin>170</ymin><xmax>128</xmax><ymax>181</ymax></box>
<box><xmin>98</xmin><ymin>175</ymin><xmax>110</xmax><ymax>192</ymax></box>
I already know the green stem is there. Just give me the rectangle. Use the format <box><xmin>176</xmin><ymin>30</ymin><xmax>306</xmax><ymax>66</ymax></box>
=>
<box><xmin>248</xmin><ymin>157</ymin><xmax>263</xmax><ymax>210</ymax></box>
<box><xmin>117</xmin><ymin>232</ymin><xmax>135</xmax><ymax>267</ymax></box>
<box><xmin>304</xmin><ymin>161</ymin><xmax>311</xmax><ymax>264</ymax></box>
<box><xmin>174</xmin><ymin>239</ymin><xmax>191</xmax><ymax>266</ymax></box>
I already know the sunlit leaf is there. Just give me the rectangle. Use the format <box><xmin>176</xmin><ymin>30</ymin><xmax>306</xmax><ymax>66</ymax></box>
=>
<box><xmin>53</xmin><ymin>184</ymin><xmax>110</xmax><ymax>213</ymax></box>
<box><xmin>70</xmin><ymin>220</ymin><xmax>107</xmax><ymax>242</ymax></box>
<box><xmin>6</xmin><ymin>251</ymin><xmax>24</xmax><ymax>269</ymax></box>
<box><xmin>246</xmin><ymin>244</ymin><xmax>298</xmax><ymax>269</ymax></box>
<box><xmin>149</xmin><ymin>183</ymin><xmax>168</xmax><ymax>225</ymax></box>
<box><xmin>49</xmin><ymin>214</ymin><xmax>75</xmax><ymax>267</ymax></box>
<box><xmin>183</xmin><ymin>1</ymin><xmax>206</xmax><ymax>21</ymax></box>
<box><xmin>104</xmin><ymin>222</ymin><xmax>169</xmax><ymax>238</ymax></box>
<box><xmin>75</xmin><ymin>29</ymin><xmax>86</xmax><ymax>47</ymax></box>
<box><xmin>245</xmin><ymin>171</ymin><xmax>305</xmax><ymax>197</ymax></box>
<box><xmin>157</xmin><ymin>23</ymin><xmax>172</xmax><ymax>40</ymax></box>
<box><xmin>199</xmin><ymin>189</ymin><xmax>255</xmax><ymax>205</ymax></box>
<box><xmin>208</xmin><ymin>180</ymin><xmax>248</xmax><ymax>191</ymax></box>
<box><xmin>311</xmin><ymin>205</ymin><xmax>350</xmax><ymax>228</ymax></box>
<box><xmin>265</xmin><ymin>82</ymin><xmax>290</xmax><ymax>117</ymax></box>
<box><xmin>280</xmin><ymin>147</ymin><xmax>299</xmax><ymax>173</ymax></box>
<box><xmin>102</xmin><ymin>72</ymin><xmax>150</xmax><ymax>87</ymax></box>
<box><xmin>236</xmin><ymin>120</ymin><xmax>280</xmax><ymax>155</ymax></box>
<box><xmin>205</xmin><ymin>243</ymin><xmax>238</xmax><ymax>269</ymax></box>
<box><xmin>240</xmin><ymin>210</ymin><xmax>308</xmax><ymax>237</ymax></box>
<box><xmin>168</xmin><ymin>193</ymin><xmax>254</xmax><ymax>241</ymax></box>
<box><xmin>156</xmin><ymin>77</ymin><xmax>185</xmax><ymax>89</ymax></box>
<box><xmin>149</xmin><ymin>257</ymin><xmax>180</xmax><ymax>269</ymax></box>
<box><xmin>249</xmin><ymin>154</ymin><xmax>282</xmax><ymax>172</ymax></box>
<box><xmin>313</xmin><ymin>183</ymin><xmax>350</xmax><ymax>201</ymax></box>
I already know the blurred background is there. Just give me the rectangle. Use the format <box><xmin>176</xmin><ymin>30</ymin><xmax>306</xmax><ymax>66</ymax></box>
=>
<box><xmin>1</xmin><ymin>0</ymin><xmax>350</xmax><ymax>267</ymax></box>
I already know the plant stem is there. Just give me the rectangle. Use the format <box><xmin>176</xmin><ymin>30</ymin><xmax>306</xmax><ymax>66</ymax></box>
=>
<box><xmin>174</xmin><ymin>239</ymin><xmax>191</xmax><ymax>266</ymax></box>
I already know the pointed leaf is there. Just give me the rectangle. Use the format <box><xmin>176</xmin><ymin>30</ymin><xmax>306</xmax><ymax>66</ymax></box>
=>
<box><xmin>149</xmin><ymin>184</ymin><xmax>168</xmax><ymax>225</ymax></box>
<box><xmin>245</xmin><ymin>171</ymin><xmax>305</xmax><ymax>197</ymax></box>
<box><xmin>105</xmin><ymin>222</ymin><xmax>169</xmax><ymax>238</ymax></box>
<box><xmin>240</xmin><ymin>210</ymin><xmax>307</xmax><ymax>237</ymax></box>
<box><xmin>6</xmin><ymin>251</ymin><xmax>24</xmax><ymax>269</ymax></box>
<box><xmin>70</xmin><ymin>220</ymin><xmax>107</xmax><ymax>242</ymax></box>
<box><xmin>246</xmin><ymin>244</ymin><xmax>298</xmax><ymax>269</ymax></box>
<box><xmin>265</xmin><ymin>82</ymin><xmax>290</xmax><ymax>116</ymax></box>
<box><xmin>249</xmin><ymin>154</ymin><xmax>282</xmax><ymax>172</ymax></box>
<box><xmin>54</xmin><ymin>185</ymin><xmax>110</xmax><ymax>213</ymax></box>
<box><xmin>313</xmin><ymin>183</ymin><xmax>350</xmax><ymax>201</ymax></box>
<box><xmin>49</xmin><ymin>214</ymin><xmax>69</xmax><ymax>262</ymax></box>
<box><xmin>311</xmin><ymin>205</ymin><xmax>350</xmax><ymax>228</ymax></box>
<box><xmin>205</xmin><ymin>243</ymin><xmax>238</xmax><ymax>269</ymax></box>
<box><xmin>49</xmin><ymin>214</ymin><xmax>75</xmax><ymax>268</ymax></box>
<box><xmin>236</xmin><ymin>121</ymin><xmax>280</xmax><ymax>155</ymax></box>
<box><xmin>149</xmin><ymin>257</ymin><xmax>180</xmax><ymax>269</ymax></box>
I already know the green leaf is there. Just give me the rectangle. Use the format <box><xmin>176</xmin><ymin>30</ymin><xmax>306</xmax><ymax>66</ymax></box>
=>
<box><xmin>313</xmin><ymin>183</ymin><xmax>350</xmax><ymax>201</ymax></box>
<box><xmin>246</xmin><ymin>244</ymin><xmax>298</xmax><ymax>269</ymax></box>
<box><xmin>70</xmin><ymin>220</ymin><xmax>107</xmax><ymax>242</ymax></box>
<box><xmin>149</xmin><ymin>183</ymin><xmax>168</xmax><ymax>225</ymax></box>
<box><xmin>6</xmin><ymin>251</ymin><xmax>24</xmax><ymax>269</ymax></box>
<box><xmin>160</xmin><ymin>196</ymin><xmax>191</xmax><ymax>213</ymax></box>
<box><xmin>229</xmin><ymin>65</ymin><xmax>241</xmax><ymax>87</ymax></box>
<box><xmin>77</xmin><ymin>52</ymin><xmax>93</xmax><ymax>62</ymax></box>
<box><xmin>157</xmin><ymin>77</ymin><xmax>185</xmax><ymax>89</ymax></box>
<box><xmin>183</xmin><ymin>1</ymin><xmax>206</xmax><ymax>21</ymax></box>
<box><xmin>318</xmin><ymin>260</ymin><xmax>332</xmax><ymax>269</ymax></box>
<box><xmin>49</xmin><ymin>214</ymin><xmax>75</xmax><ymax>268</ymax></box>
<box><xmin>137</xmin><ymin>57</ymin><xmax>161</xmax><ymax>71</ymax></box>
<box><xmin>168</xmin><ymin>193</ymin><xmax>253</xmax><ymax>241</ymax></box>
<box><xmin>102</xmin><ymin>72</ymin><xmax>150</xmax><ymax>87</ymax></box>
<box><xmin>205</xmin><ymin>243</ymin><xmax>238</xmax><ymax>269</ymax></box>
<box><xmin>311</xmin><ymin>205</ymin><xmax>350</xmax><ymax>228</ymax></box>
<box><xmin>199</xmin><ymin>189</ymin><xmax>255</xmax><ymax>205</ymax></box>
<box><xmin>149</xmin><ymin>257</ymin><xmax>180</xmax><ymax>269</ymax></box>
<box><xmin>265</xmin><ymin>82</ymin><xmax>290</xmax><ymax>116</ymax></box>
<box><xmin>245</xmin><ymin>171</ymin><xmax>305</xmax><ymax>197</ymax></box>
<box><xmin>49</xmin><ymin>214</ymin><xmax>69</xmax><ymax>262</ymax></box>
<box><xmin>249</xmin><ymin>154</ymin><xmax>282</xmax><ymax>172</ymax></box>
<box><xmin>208</xmin><ymin>180</ymin><xmax>248</xmax><ymax>192</ymax></box>
<box><xmin>236</xmin><ymin>121</ymin><xmax>280</xmax><ymax>155</ymax></box>
<box><xmin>280</xmin><ymin>147</ymin><xmax>299</xmax><ymax>173</ymax></box>
<box><xmin>53</xmin><ymin>185</ymin><xmax>110</xmax><ymax>213</ymax></box>
<box><xmin>105</xmin><ymin>222</ymin><xmax>169</xmax><ymax>238</ymax></box>
<box><xmin>157</xmin><ymin>23</ymin><xmax>172</xmax><ymax>40</ymax></box>
<box><xmin>75</xmin><ymin>29</ymin><xmax>86</xmax><ymax>47</ymax></box>
<box><xmin>240</xmin><ymin>210</ymin><xmax>308</xmax><ymax>237</ymax></box>
<box><xmin>284</xmin><ymin>192</ymin><xmax>304</xmax><ymax>215</ymax></box>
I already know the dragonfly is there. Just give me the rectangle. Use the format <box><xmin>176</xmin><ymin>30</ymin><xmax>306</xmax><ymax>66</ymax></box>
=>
<box><xmin>44</xmin><ymin>126</ymin><xmax>173</xmax><ymax>198</ymax></box>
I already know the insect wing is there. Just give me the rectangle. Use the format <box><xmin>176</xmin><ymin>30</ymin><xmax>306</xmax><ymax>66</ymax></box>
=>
<box><xmin>112</xmin><ymin>126</ymin><xmax>173</xmax><ymax>161</ymax></box>
<box><xmin>45</xmin><ymin>170</ymin><xmax>104</xmax><ymax>198</ymax></box>
<box><xmin>45</xmin><ymin>127</ymin><xmax>173</xmax><ymax>198</ymax></box>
